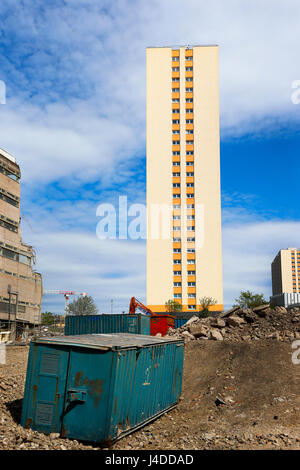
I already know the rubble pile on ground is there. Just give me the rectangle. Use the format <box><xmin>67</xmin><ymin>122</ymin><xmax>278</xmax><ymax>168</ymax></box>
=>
<box><xmin>1</xmin><ymin>326</ymin><xmax>65</xmax><ymax>346</ymax></box>
<box><xmin>167</xmin><ymin>305</ymin><xmax>300</xmax><ymax>343</ymax></box>
<box><xmin>19</xmin><ymin>326</ymin><xmax>64</xmax><ymax>343</ymax></box>
<box><xmin>36</xmin><ymin>326</ymin><xmax>64</xmax><ymax>338</ymax></box>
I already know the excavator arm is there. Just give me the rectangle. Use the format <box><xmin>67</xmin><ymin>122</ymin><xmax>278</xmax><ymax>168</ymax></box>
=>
<box><xmin>129</xmin><ymin>297</ymin><xmax>153</xmax><ymax>316</ymax></box>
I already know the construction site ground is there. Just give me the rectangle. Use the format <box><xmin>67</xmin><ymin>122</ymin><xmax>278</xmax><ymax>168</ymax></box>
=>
<box><xmin>1</xmin><ymin>340</ymin><xmax>300</xmax><ymax>450</ymax></box>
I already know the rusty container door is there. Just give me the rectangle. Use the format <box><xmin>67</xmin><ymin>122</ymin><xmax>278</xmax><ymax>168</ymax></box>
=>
<box><xmin>61</xmin><ymin>347</ymin><xmax>113</xmax><ymax>442</ymax></box>
<box><xmin>21</xmin><ymin>343</ymin><xmax>70</xmax><ymax>434</ymax></box>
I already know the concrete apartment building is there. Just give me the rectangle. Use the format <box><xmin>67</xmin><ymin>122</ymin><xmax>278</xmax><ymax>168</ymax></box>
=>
<box><xmin>271</xmin><ymin>248</ymin><xmax>300</xmax><ymax>307</ymax></box>
<box><xmin>272</xmin><ymin>248</ymin><xmax>300</xmax><ymax>295</ymax></box>
<box><xmin>0</xmin><ymin>148</ymin><xmax>42</xmax><ymax>335</ymax></box>
<box><xmin>146</xmin><ymin>45</ymin><xmax>223</xmax><ymax>312</ymax></box>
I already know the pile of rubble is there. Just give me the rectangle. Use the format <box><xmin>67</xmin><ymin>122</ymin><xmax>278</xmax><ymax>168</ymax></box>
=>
<box><xmin>21</xmin><ymin>326</ymin><xmax>64</xmax><ymax>342</ymax></box>
<box><xmin>0</xmin><ymin>325</ymin><xmax>64</xmax><ymax>346</ymax></box>
<box><xmin>167</xmin><ymin>305</ymin><xmax>300</xmax><ymax>343</ymax></box>
<box><xmin>37</xmin><ymin>326</ymin><xmax>64</xmax><ymax>338</ymax></box>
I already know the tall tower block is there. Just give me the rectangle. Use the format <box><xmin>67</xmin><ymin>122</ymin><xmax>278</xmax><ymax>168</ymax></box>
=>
<box><xmin>146</xmin><ymin>45</ymin><xmax>223</xmax><ymax>312</ymax></box>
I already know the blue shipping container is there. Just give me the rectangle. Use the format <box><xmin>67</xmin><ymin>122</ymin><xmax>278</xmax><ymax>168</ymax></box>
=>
<box><xmin>21</xmin><ymin>333</ymin><xmax>184</xmax><ymax>443</ymax></box>
<box><xmin>175</xmin><ymin>318</ymin><xmax>188</xmax><ymax>329</ymax></box>
<box><xmin>65</xmin><ymin>314</ymin><xmax>150</xmax><ymax>336</ymax></box>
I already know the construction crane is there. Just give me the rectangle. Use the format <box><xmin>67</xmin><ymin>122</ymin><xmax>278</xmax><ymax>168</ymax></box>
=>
<box><xmin>43</xmin><ymin>290</ymin><xmax>88</xmax><ymax>315</ymax></box>
<box><xmin>129</xmin><ymin>297</ymin><xmax>153</xmax><ymax>316</ymax></box>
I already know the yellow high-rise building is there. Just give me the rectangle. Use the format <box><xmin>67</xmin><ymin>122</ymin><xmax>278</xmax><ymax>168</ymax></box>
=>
<box><xmin>146</xmin><ymin>45</ymin><xmax>223</xmax><ymax>312</ymax></box>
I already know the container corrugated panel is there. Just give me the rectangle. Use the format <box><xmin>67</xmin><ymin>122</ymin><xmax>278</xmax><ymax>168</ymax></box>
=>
<box><xmin>139</xmin><ymin>314</ymin><xmax>151</xmax><ymax>335</ymax></box>
<box><xmin>21</xmin><ymin>333</ymin><xmax>184</xmax><ymax>443</ymax></box>
<box><xmin>175</xmin><ymin>318</ymin><xmax>189</xmax><ymax>329</ymax></box>
<box><xmin>65</xmin><ymin>314</ymin><xmax>151</xmax><ymax>336</ymax></box>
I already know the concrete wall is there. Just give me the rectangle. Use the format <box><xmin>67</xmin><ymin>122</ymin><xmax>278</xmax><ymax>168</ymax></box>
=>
<box><xmin>193</xmin><ymin>46</ymin><xmax>223</xmax><ymax>308</ymax></box>
<box><xmin>146</xmin><ymin>47</ymin><xmax>174</xmax><ymax>308</ymax></box>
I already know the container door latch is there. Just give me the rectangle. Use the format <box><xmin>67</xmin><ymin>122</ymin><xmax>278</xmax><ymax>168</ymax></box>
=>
<box><xmin>67</xmin><ymin>389</ymin><xmax>86</xmax><ymax>403</ymax></box>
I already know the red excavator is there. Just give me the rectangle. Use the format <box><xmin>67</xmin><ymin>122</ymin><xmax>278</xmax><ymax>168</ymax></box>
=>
<box><xmin>129</xmin><ymin>297</ymin><xmax>175</xmax><ymax>336</ymax></box>
<box><xmin>129</xmin><ymin>297</ymin><xmax>153</xmax><ymax>316</ymax></box>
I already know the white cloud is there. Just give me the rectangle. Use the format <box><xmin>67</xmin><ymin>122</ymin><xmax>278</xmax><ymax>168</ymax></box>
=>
<box><xmin>0</xmin><ymin>102</ymin><xmax>139</xmax><ymax>184</ymax></box>
<box><xmin>222</xmin><ymin>219</ymin><xmax>300</xmax><ymax>308</ymax></box>
<box><xmin>0</xmin><ymin>0</ymin><xmax>299</xmax><ymax>183</ymax></box>
<box><xmin>21</xmin><ymin>198</ymin><xmax>300</xmax><ymax>313</ymax></box>
<box><xmin>20</xmin><ymin>198</ymin><xmax>146</xmax><ymax>313</ymax></box>
<box><xmin>29</xmin><ymin>229</ymin><xmax>146</xmax><ymax>314</ymax></box>
<box><xmin>0</xmin><ymin>1</ymin><xmax>299</xmax><ymax>314</ymax></box>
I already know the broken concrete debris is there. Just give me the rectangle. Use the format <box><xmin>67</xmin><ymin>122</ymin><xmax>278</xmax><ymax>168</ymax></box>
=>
<box><xmin>166</xmin><ymin>305</ymin><xmax>300</xmax><ymax>343</ymax></box>
<box><xmin>210</xmin><ymin>329</ymin><xmax>223</xmax><ymax>341</ymax></box>
<box><xmin>219</xmin><ymin>306</ymin><xmax>240</xmax><ymax>318</ymax></box>
<box><xmin>227</xmin><ymin>315</ymin><xmax>246</xmax><ymax>328</ymax></box>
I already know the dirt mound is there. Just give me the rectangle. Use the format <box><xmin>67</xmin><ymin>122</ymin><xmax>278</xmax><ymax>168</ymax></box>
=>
<box><xmin>115</xmin><ymin>339</ymin><xmax>300</xmax><ymax>450</ymax></box>
<box><xmin>2</xmin><ymin>336</ymin><xmax>300</xmax><ymax>450</ymax></box>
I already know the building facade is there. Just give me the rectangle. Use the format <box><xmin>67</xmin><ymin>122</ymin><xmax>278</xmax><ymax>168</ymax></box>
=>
<box><xmin>146</xmin><ymin>45</ymin><xmax>223</xmax><ymax>312</ymax></box>
<box><xmin>271</xmin><ymin>248</ymin><xmax>300</xmax><ymax>296</ymax></box>
<box><xmin>0</xmin><ymin>148</ymin><xmax>42</xmax><ymax>332</ymax></box>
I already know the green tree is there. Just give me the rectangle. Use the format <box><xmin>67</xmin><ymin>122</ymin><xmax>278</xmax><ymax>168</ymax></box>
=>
<box><xmin>234</xmin><ymin>290</ymin><xmax>267</xmax><ymax>309</ymax></box>
<box><xmin>41</xmin><ymin>311</ymin><xmax>55</xmax><ymax>325</ymax></box>
<box><xmin>198</xmin><ymin>296</ymin><xmax>217</xmax><ymax>318</ymax></box>
<box><xmin>165</xmin><ymin>299</ymin><xmax>182</xmax><ymax>313</ymax></box>
<box><xmin>68</xmin><ymin>295</ymin><xmax>98</xmax><ymax>316</ymax></box>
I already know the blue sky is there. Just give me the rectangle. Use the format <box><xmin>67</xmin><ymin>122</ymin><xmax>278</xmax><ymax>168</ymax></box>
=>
<box><xmin>0</xmin><ymin>0</ymin><xmax>299</xmax><ymax>313</ymax></box>
<box><xmin>221</xmin><ymin>132</ymin><xmax>300</xmax><ymax>220</ymax></box>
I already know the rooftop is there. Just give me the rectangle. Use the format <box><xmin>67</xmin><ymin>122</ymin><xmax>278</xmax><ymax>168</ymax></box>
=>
<box><xmin>34</xmin><ymin>333</ymin><xmax>183</xmax><ymax>351</ymax></box>
<box><xmin>147</xmin><ymin>44</ymin><xmax>218</xmax><ymax>49</ymax></box>
<box><xmin>0</xmin><ymin>148</ymin><xmax>16</xmax><ymax>164</ymax></box>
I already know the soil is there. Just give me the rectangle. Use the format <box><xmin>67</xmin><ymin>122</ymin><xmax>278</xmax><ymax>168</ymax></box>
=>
<box><xmin>1</xmin><ymin>340</ymin><xmax>300</xmax><ymax>450</ymax></box>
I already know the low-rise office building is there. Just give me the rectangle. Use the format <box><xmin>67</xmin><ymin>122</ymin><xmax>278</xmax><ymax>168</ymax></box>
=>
<box><xmin>0</xmin><ymin>148</ymin><xmax>42</xmax><ymax>336</ymax></box>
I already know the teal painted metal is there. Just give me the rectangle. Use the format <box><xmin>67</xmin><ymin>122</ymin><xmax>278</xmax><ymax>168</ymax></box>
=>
<box><xmin>175</xmin><ymin>318</ymin><xmax>188</xmax><ymax>328</ymax></box>
<box><xmin>65</xmin><ymin>314</ymin><xmax>151</xmax><ymax>336</ymax></box>
<box><xmin>21</xmin><ymin>333</ymin><xmax>184</xmax><ymax>443</ymax></box>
